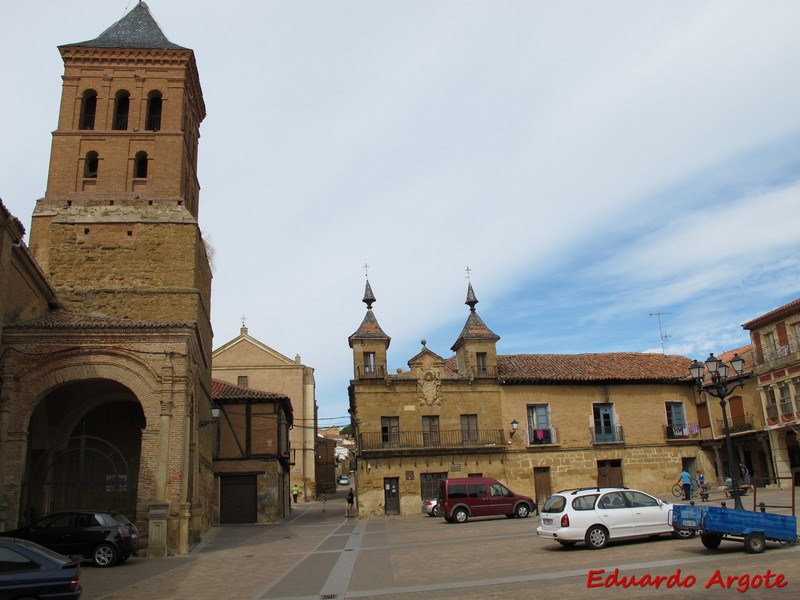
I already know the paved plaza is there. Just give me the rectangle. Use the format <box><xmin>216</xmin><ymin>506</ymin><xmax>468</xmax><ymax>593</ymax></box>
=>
<box><xmin>81</xmin><ymin>487</ymin><xmax>800</xmax><ymax>600</ymax></box>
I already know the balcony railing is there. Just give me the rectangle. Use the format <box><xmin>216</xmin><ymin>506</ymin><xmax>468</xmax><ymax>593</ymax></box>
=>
<box><xmin>753</xmin><ymin>337</ymin><xmax>800</xmax><ymax>368</ymax></box>
<box><xmin>715</xmin><ymin>413</ymin><xmax>754</xmax><ymax>434</ymax></box>
<box><xmin>472</xmin><ymin>365</ymin><xmax>497</xmax><ymax>379</ymax></box>
<box><xmin>526</xmin><ymin>427</ymin><xmax>558</xmax><ymax>445</ymax></box>
<box><xmin>358</xmin><ymin>429</ymin><xmax>505</xmax><ymax>451</ymax></box>
<box><xmin>590</xmin><ymin>426</ymin><xmax>624</xmax><ymax>444</ymax></box>
<box><xmin>354</xmin><ymin>365</ymin><xmax>386</xmax><ymax>380</ymax></box>
<box><xmin>665</xmin><ymin>423</ymin><xmax>701</xmax><ymax>439</ymax></box>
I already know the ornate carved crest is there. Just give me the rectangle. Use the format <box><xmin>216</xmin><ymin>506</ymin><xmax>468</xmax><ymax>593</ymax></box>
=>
<box><xmin>417</xmin><ymin>370</ymin><xmax>442</xmax><ymax>406</ymax></box>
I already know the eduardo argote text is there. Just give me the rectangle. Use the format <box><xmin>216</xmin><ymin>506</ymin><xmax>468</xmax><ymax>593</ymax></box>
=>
<box><xmin>587</xmin><ymin>568</ymin><xmax>787</xmax><ymax>593</ymax></box>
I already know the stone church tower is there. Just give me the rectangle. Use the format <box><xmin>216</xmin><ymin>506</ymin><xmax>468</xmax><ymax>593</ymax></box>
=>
<box><xmin>0</xmin><ymin>2</ymin><xmax>214</xmax><ymax>558</ymax></box>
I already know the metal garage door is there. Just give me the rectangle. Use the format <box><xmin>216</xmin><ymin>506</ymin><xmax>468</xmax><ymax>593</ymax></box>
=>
<box><xmin>220</xmin><ymin>475</ymin><xmax>257</xmax><ymax>524</ymax></box>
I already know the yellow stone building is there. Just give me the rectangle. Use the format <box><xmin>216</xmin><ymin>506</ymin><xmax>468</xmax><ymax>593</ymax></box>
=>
<box><xmin>348</xmin><ymin>280</ymin><xmax>768</xmax><ymax>517</ymax></box>
<box><xmin>212</xmin><ymin>326</ymin><xmax>318</xmax><ymax>500</ymax></box>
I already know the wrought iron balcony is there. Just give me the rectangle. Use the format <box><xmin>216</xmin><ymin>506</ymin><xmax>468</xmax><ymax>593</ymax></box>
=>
<box><xmin>590</xmin><ymin>426</ymin><xmax>624</xmax><ymax>444</ymax></box>
<box><xmin>358</xmin><ymin>429</ymin><xmax>505</xmax><ymax>451</ymax></box>
<box><xmin>526</xmin><ymin>427</ymin><xmax>558</xmax><ymax>445</ymax></box>
<box><xmin>472</xmin><ymin>365</ymin><xmax>497</xmax><ymax>379</ymax></box>
<box><xmin>715</xmin><ymin>412</ymin><xmax>754</xmax><ymax>434</ymax></box>
<box><xmin>665</xmin><ymin>424</ymin><xmax>701</xmax><ymax>440</ymax></box>
<box><xmin>354</xmin><ymin>365</ymin><xmax>386</xmax><ymax>380</ymax></box>
<box><xmin>753</xmin><ymin>337</ymin><xmax>800</xmax><ymax>370</ymax></box>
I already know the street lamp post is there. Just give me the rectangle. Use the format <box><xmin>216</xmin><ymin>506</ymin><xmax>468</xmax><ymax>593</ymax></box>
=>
<box><xmin>689</xmin><ymin>353</ymin><xmax>746</xmax><ymax>510</ymax></box>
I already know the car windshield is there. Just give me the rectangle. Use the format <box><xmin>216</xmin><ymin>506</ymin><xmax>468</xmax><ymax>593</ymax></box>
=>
<box><xmin>542</xmin><ymin>495</ymin><xmax>566</xmax><ymax>513</ymax></box>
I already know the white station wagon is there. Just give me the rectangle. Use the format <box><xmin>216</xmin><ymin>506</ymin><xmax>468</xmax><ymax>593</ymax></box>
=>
<box><xmin>536</xmin><ymin>487</ymin><xmax>694</xmax><ymax>549</ymax></box>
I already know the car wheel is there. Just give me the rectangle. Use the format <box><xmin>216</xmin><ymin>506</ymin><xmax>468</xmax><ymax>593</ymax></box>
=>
<box><xmin>453</xmin><ymin>508</ymin><xmax>468</xmax><ymax>523</ymax></box>
<box><xmin>93</xmin><ymin>542</ymin><xmax>118</xmax><ymax>567</ymax></box>
<box><xmin>585</xmin><ymin>525</ymin><xmax>609</xmax><ymax>549</ymax></box>
<box><xmin>744</xmin><ymin>532</ymin><xmax>765</xmax><ymax>554</ymax></box>
<box><xmin>557</xmin><ymin>540</ymin><xmax>577</xmax><ymax>547</ymax></box>
<box><xmin>701</xmin><ymin>533</ymin><xmax>722</xmax><ymax>549</ymax></box>
<box><xmin>515</xmin><ymin>503</ymin><xmax>530</xmax><ymax>518</ymax></box>
<box><xmin>673</xmin><ymin>528</ymin><xmax>695</xmax><ymax>539</ymax></box>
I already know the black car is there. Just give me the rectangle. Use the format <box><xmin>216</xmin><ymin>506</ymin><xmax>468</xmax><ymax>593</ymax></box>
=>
<box><xmin>0</xmin><ymin>511</ymin><xmax>139</xmax><ymax>568</ymax></box>
<box><xmin>0</xmin><ymin>537</ymin><xmax>81</xmax><ymax>599</ymax></box>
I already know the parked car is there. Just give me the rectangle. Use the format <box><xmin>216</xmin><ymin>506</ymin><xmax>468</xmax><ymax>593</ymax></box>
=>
<box><xmin>421</xmin><ymin>498</ymin><xmax>440</xmax><ymax>517</ymax></box>
<box><xmin>0</xmin><ymin>537</ymin><xmax>81</xmax><ymax>599</ymax></box>
<box><xmin>438</xmin><ymin>477</ymin><xmax>536</xmax><ymax>523</ymax></box>
<box><xmin>337</xmin><ymin>475</ymin><xmax>350</xmax><ymax>486</ymax></box>
<box><xmin>0</xmin><ymin>511</ymin><xmax>140</xmax><ymax>568</ymax></box>
<box><xmin>536</xmin><ymin>487</ymin><xmax>694</xmax><ymax>549</ymax></box>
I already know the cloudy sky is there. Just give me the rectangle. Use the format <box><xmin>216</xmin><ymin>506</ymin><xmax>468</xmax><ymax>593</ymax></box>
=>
<box><xmin>2</xmin><ymin>1</ymin><xmax>799</xmax><ymax>426</ymax></box>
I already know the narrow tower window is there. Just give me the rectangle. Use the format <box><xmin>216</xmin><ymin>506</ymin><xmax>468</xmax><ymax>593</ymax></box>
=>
<box><xmin>80</xmin><ymin>90</ymin><xmax>97</xmax><ymax>130</ymax></box>
<box><xmin>113</xmin><ymin>90</ymin><xmax>130</xmax><ymax>130</ymax></box>
<box><xmin>146</xmin><ymin>91</ymin><xmax>162</xmax><ymax>131</ymax></box>
<box><xmin>84</xmin><ymin>151</ymin><xmax>99</xmax><ymax>178</ymax></box>
<box><xmin>134</xmin><ymin>151</ymin><xmax>148</xmax><ymax>178</ymax></box>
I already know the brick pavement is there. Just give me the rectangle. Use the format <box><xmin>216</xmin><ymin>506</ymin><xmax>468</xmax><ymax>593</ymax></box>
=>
<box><xmin>80</xmin><ymin>487</ymin><xmax>800</xmax><ymax>600</ymax></box>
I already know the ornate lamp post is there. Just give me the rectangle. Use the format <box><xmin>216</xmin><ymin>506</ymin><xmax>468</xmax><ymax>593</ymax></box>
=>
<box><xmin>689</xmin><ymin>353</ymin><xmax>746</xmax><ymax>510</ymax></box>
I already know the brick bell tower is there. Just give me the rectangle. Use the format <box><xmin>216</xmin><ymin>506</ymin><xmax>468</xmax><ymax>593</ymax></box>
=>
<box><xmin>29</xmin><ymin>1</ymin><xmax>211</xmax><ymax>353</ymax></box>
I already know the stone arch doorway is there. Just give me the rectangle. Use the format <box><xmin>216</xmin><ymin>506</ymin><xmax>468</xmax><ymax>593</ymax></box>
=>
<box><xmin>22</xmin><ymin>379</ymin><xmax>145</xmax><ymax>522</ymax></box>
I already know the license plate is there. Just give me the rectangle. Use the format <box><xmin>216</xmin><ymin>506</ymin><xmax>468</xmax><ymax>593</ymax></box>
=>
<box><xmin>681</xmin><ymin>520</ymin><xmax>696</xmax><ymax>527</ymax></box>
<box><xmin>542</xmin><ymin>518</ymin><xmax>552</xmax><ymax>525</ymax></box>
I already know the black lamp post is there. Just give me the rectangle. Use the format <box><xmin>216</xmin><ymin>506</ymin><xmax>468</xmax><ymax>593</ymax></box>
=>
<box><xmin>689</xmin><ymin>353</ymin><xmax>746</xmax><ymax>510</ymax></box>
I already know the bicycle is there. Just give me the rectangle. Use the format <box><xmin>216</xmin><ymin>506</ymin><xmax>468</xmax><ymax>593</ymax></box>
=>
<box><xmin>672</xmin><ymin>478</ymin><xmax>699</xmax><ymax>499</ymax></box>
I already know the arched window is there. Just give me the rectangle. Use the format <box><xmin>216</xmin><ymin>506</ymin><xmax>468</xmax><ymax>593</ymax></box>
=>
<box><xmin>146</xmin><ymin>91</ymin><xmax>162</xmax><ymax>131</ymax></box>
<box><xmin>134</xmin><ymin>151</ymin><xmax>148</xmax><ymax>178</ymax></box>
<box><xmin>84</xmin><ymin>151</ymin><xmax>99</xmax><ymax>178</ymax></box>
<box><xmin>113</xmin><ymin>90</ymin><xmax>130</xmax><ymax>130</ymax></box>
<box><xmin>80</xmin><ymin>90</ymin><xmax>97</xmax><ymax>130</ymax></box>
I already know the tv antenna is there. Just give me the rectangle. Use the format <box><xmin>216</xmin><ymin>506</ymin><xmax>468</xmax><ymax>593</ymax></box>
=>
<box><xmin>649</xmin><ymin>312</ymin><xmax>672</xmax><ymax>354</ymax></box>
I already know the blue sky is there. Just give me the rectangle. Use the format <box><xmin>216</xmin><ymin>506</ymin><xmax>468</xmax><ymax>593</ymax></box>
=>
<box><xmin>2</xmin><ymin>1</ymin><xmax>800</xmax><ymax>427</ymax></box>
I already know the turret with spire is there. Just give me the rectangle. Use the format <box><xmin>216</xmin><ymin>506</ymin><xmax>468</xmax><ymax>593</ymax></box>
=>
<box><xmin>348</xmin><ymin>279</ymin><xmax>391</xmax><ymax>379</ymax></box>
<box><xmin>451</xmin><ymin>282</ymin><xmax>500</xmax><ymax>377</ymax></box>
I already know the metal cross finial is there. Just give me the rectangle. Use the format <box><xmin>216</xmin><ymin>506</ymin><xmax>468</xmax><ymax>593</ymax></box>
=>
<box><xmin>241</xmin><ymin>315</ymin><xmax>247</xmax><ymax>327</ymax></box>
<box><xmin>465</xmin><ymin>266</ymin><xmax>472</xmax><ymax>281</ymax></box>
<box><xmin>363</xmin><ymin>263</ymin><xmax>370</xmax><ymax>278</ymax></box>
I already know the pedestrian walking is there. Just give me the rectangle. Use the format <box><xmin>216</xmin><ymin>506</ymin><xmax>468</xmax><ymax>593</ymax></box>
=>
<box><xmin>321</xmin><ymin>492</ymin><xmax>326</xmax><ymax>512</ymax></box>
<box><xmin>677</xmin><ymin>467</ymin><xmax>692</xmax><ymax>501</ymax></box>
<box><xmin>740</xmin><ymin>462</ymin><xmax>753</xmax><ymax>492</ymax></box>
<box><xmin>293</xmin><ymin>484</ymin><xmax>299</xmax><ymax>503</ymax></box>
<box><xmin>346</xmin><ymin>487</ymin><xmax>354</xmax><ymax>518</ymax></box>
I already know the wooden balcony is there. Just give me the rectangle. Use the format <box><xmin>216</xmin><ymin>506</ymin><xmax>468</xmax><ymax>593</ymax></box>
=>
<box><xmin>358</xmin><ymin>429</ymin><xmax>505</xmax><ymax>454</ymax></box>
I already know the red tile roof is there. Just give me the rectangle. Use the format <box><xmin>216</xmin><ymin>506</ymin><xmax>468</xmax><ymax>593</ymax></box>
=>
<box><xmin>742</xmin><ymin>298</ymin><xmax>800</xmax><ymax>330</ymax></box>
<box><xmin>497</xmin><ymin>352</ymin><xmax>694</xmax><ymax>384</ymax></box>
<box><xmin>211</xmin><ymin>379</ymin><xmax>289</xmax><ymax>402</ymax></box>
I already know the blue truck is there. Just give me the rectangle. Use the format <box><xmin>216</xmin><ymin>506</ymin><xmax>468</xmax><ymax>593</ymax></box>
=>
<box><xmin>672</xmin><ymin>504</ymin><xmax>797</xmax><ymax>554</ymax></box>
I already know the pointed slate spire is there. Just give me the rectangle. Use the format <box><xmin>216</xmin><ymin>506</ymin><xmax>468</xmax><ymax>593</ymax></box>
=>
<box><xmin>363</xmin><ymin>279</ymin><xmax>376</xmax><ymax>310</ymax></box>
<box><xmin>67</xmin><ymin>1</ymin><xmax>186</xmax><ymax>50</ymax></box>
<box><xmin>451</xmin><ymin>281</ymin><xmax>499</xmax><ymax>351</ymax></box>
<box><xmin>349</xmin><ymin>280</ymin><xmax>390</xmax><ymax>348</ymax></box>
<box><xmin>465</xmin><ymin>282</ymin><xmax>478</xmax><ymax>312</ymax></box>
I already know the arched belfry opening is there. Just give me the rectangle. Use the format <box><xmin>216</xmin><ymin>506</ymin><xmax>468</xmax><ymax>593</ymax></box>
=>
<box><xmin>22</xmin><ymin>380</ymin><xmax>145</xmax><ymax>521</ymax></box>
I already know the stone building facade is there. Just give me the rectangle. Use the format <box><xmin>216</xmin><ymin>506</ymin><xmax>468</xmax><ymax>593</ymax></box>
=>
<box><xmin>348</xmin><ymin>281</ymin><xmax>768</xmax><ymax>517</ymax></box>
<box><xmin>212</xmin><ymin>327</ymin><xmax>318</xmax><ymax>501</ymax></box>
<box><xmin>743</xmin><ymin>298</ymin><xmax>800</xmax><ymax>486</ymax></box>
<box><xmin>0</xmin><ymin>3</ymin><xmax>214</xmax><ymax>556</ymax></box>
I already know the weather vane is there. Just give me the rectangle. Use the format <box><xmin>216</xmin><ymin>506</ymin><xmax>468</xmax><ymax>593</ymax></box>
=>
<box><xmin>465</xmin><ymin>266</ymin><xmax>472</xmax><ymax>281</ymax></box>
<box><xmin>363</xmin><ymin>262</ymin><xmax>370</xmax><ymax>278</ymax></box>
<box><xmin>241</xmin><ymin>315</ymin><xmax>247</xmax><ymax>328</ymax></box>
